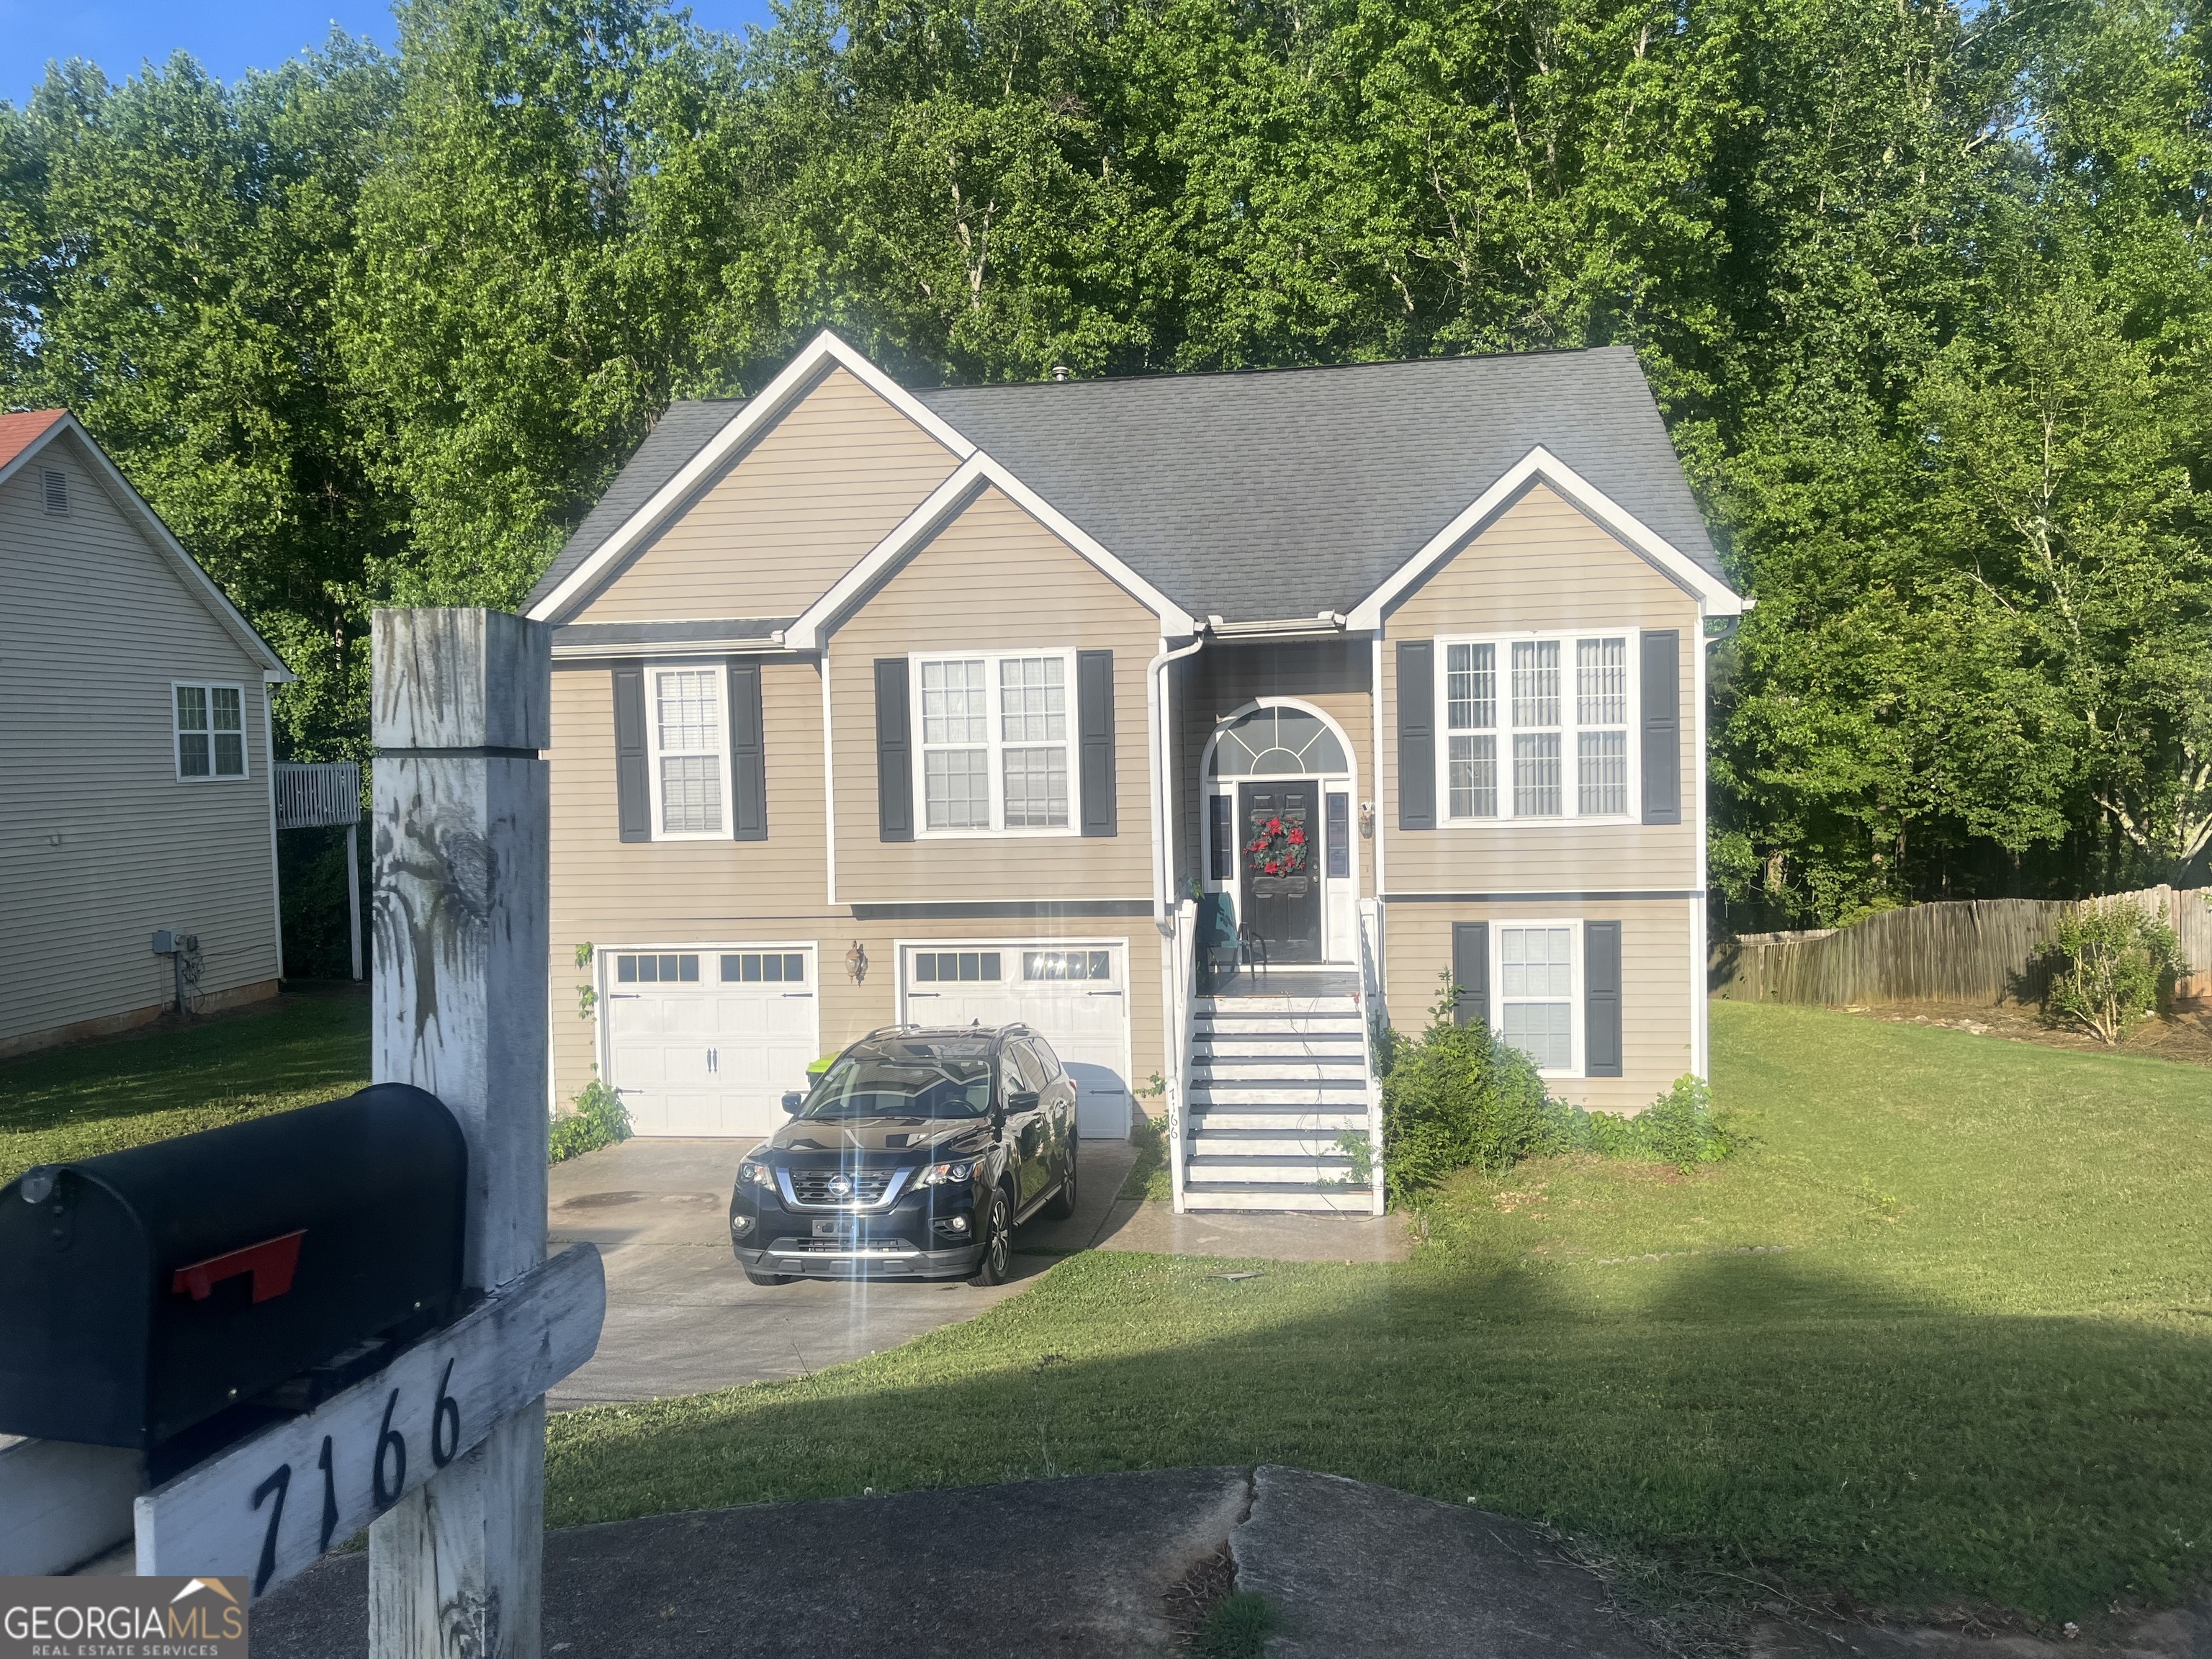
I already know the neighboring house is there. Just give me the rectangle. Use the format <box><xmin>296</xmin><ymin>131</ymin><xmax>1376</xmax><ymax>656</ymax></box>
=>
<box><xmin>0</xmin><ymin>411</ymin><xmax>293</xmax><ymax>1058</ymax></box>
<box><xmin>526</xmin><ymin>333</ymin><xmax>1745</xmax><ymax>1210</ymax></box>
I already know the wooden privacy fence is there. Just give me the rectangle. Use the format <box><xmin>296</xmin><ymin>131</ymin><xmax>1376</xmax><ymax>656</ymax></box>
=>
<box><xmin>1710</xmin><ymin>886</ymin><xmax>2212</xmax><ymax>1010</ymax></box>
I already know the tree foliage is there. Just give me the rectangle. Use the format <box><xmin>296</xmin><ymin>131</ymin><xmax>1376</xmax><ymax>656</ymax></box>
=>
<box><xmin>2</xmin><ymin>0</ymin><xmax>2209</xmax><ymax>912</ymax></box>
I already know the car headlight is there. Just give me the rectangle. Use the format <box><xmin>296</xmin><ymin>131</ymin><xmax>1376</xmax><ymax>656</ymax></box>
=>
<box><xmin>737</xmin><ymin>1160</ymin><xmax>775</xmax><ymax>1189</ymax></box>
<box><xmin>917</xmin><ymin>1160</ymin><xmax>976</xmax><ymax>1187</ymax></box>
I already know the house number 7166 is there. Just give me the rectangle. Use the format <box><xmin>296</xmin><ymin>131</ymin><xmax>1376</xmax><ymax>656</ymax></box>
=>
<box><xmin>247</xmin><ymin>1357</ymin><xmax>464</xmax><ymax>1596</ymax></box>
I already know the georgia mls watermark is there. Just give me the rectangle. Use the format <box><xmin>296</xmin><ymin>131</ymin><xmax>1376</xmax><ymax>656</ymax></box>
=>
<box><xmin>0</xmin><ymin>1577</ymin><xmax>248</xmax><ymax>1659</ymax></box>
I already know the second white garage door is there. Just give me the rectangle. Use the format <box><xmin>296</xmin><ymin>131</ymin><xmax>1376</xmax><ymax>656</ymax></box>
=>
<box><xmin>899</xmin><ymin>941</ymin><xmax>1133</xmax><ymax>1141</ymax></box>
<box><xmin>602</xmin><ymin>945</ymin><xmax>820</xmax><ymax>1138</ymax></box>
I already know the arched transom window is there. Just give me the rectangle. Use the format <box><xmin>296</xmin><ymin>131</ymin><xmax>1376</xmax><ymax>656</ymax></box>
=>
<box><xmin>1206</xmin><ymin>706</ymin><xmax>1349</xmax><ymax>778</ymax></box>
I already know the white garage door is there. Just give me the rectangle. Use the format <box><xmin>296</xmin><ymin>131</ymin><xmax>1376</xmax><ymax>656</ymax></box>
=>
<box><xmin>603</xmin><ymin>946</ymin><xmax>819</xmax><ymax>1138</ymax></box>
<box><xmin>900</xmin><ymin>943</ymin><xmax>1132</xmax><ymax>1140</ymax></box>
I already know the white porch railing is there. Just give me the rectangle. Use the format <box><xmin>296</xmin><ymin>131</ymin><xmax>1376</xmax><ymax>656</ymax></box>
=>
<box><xmin>1355</xmin><ymin>897</ymin><xmax>1388</xmax><ymax>1215</ymax></box>
<box><xmin>1169</xmin><ymin>897</ymin><xmax>1198</xmax><ymax>1214</ymax></box>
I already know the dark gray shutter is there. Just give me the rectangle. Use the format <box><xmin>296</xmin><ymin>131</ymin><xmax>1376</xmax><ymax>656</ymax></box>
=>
<box><xmin>1398</xmin><ymin>639</ymin><xmax>1435</xmax><ymax>830</ymax></box>
<box><xmin>728</xmin><ymin>660</ymin><xmax>766</xmax><ymax>841</ymax></box>
<box><xmin>1077</xmin><ymin>649</ymin><xmax>1116</xmax><ymax>837</ymax></box>
<box><xmin>1641</xmin><ymin>630</ymin><xmax>1681</xmax><ymax>825</ymax></box>
<box><xmin>612</xmin><ymin>662</ymin><xmax>650</xmax><ymax>843</ymax></box>
<box><xmin>1451</xmin><ymin>922</ymin><xmax>1488</xmax><ymax>1028</ymax></box>
<box><xmin>1585</xmin><ymin>920</ymin><xmax>1622</xmax><ymax>1076</ymax></box>
<box><xmin>874</xmin><ymin>657</ymin><xmax>913</xmax><ymax>842</ymax></box>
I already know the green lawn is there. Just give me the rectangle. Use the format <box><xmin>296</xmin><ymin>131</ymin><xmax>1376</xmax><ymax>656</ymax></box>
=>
<box><xmin>547</xmin><ymin>1003</ymin><xmax>2212</xmax><ymax>1626</ymax></box>
<box><xmin>0</xmin><ymin>993</ymin><xmax>370</xmax><ymax>1184</ymax></box>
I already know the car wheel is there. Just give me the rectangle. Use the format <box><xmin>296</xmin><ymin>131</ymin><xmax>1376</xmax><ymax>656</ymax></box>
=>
<box><xmin>741</xmin><ymin>1263</ymin><xmax>789</xmax><ymax>1286</ymax></box>
<box><xmin>1041</xmin><ymin>1133</ymin><xmax>1079</xmax><ymax>1220</ymax></box>
<box><xmin>969</xmin><ymin>1187</ymin><xmax>1014</xmax><ymax>1286</ymax></box>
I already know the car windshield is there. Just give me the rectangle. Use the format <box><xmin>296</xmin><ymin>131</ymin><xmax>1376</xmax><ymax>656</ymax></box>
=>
<box><xmin>801</xmin><ymin>1038</ymin><xmax>996</xmax><ymax>1120</ymax></box>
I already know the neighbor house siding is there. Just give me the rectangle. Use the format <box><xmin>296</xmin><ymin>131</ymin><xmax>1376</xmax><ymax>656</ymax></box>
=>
<box><xmin>825</xmin><ymin>484</ymin><xmax>1159</xmax><ymax>904</ymax></box>
<box><xmin>1383</xmin><ymin>896</ymin><xmax>1696</xmax><ymax>1112</ymax></box>
<box><xmin>565</xmin><ymin>367</ymin><xmax>961</xmax><ymax>625</ymax></box>
<box><xmin>1378</xmin><ymin>484</ymin><xmax>1700</xmax><ymax>896</ymax></box>
<box><xmin>0</xmin><ymin>429</ymin><xmax>279</xmax><ymax>1053</ymax></box>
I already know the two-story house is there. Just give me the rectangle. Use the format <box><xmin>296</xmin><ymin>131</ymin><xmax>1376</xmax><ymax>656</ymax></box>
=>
<box><xmin>0</xmin><ymin>410</ymin><xmax>293</xmax><ymax>1058</ymax></box>
<box><xmin>526</xmin><ymin>333</ymin><xmax>1744</xmax><ymax>1211</ymax></box>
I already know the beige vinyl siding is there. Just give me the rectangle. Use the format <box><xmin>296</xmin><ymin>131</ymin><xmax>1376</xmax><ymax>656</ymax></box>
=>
<box><xmin>827</xmin><ymin>485</ymin><xmax>1159</xmax><ymax>904</ymax></box>
<box><xmin>1172</xmin><ymin>639</ymin><xmax>1372</xmax><ymax>897</ymax></box>
<box><xmin>0</xmin><ymin>430</ymin><xmax>279</xmax><ymax>1050</ymax></box>
<box><xmin>549</xmin><ymin>916</ymin><xmax>1164</xmax><ymax>1123</ymax></box>
<box><xmin>1380</xmin><ymin>484</ymin><xmax>1701</xmax><ymax>894</ymax></box>
<box><xmin>568</xmin><ymin>367</ymin><xmax>961</xmax><ymax>624</ymax></box>
<box><xmin>1383</xmin><ymin>898</ymin><xmax>1695</xmax><ymax>1112</ymax></box>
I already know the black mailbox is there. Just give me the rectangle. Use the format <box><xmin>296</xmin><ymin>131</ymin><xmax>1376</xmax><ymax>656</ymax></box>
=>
<box><xmin>0</xmin><ymin>1083</ymin><xmax>466</xmax><ymax>1462</ymax></box>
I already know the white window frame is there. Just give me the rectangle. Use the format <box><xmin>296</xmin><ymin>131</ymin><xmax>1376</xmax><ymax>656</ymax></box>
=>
<box><xmin>644</xmin><ymin>660</ymin><xmax>735</xmax><ymax>842</ymax></box>
<box><xmin>1434</xmin><ymin>631</ymin><xmax>1637</xmax><ymax>824</ymax></box>
<box><xmin>171</xmin><ymin>680</ymin><xmax>250</xmax><ymax>782</ymax></box>
<box><xmin>909</xmin><ymin>649</ymin><xmax>1081</xmax><ymax>839</ymax></box>
<box><xmin>1492</xmin><ymin>920</ymin><xmax>1583</xmax><ymax>1078</ymax></box>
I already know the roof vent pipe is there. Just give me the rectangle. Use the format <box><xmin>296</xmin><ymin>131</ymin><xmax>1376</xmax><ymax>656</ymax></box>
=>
<box><xmin>1051</xmin><ymin>364</ymin><xmax>1071</xmax><ymax>382</ymax></box>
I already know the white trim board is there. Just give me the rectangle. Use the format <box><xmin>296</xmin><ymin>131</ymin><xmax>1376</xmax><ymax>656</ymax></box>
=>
<box><xmin>526</xmin><ymin>331</ymin><xmax>979</xmax><ymax>626</ymax></box>
<box><xmin>1346</xmin><ymin>446</ymin><xmax>1745</xmax><ymax>629</ymax></box>
<box><xmin>0</xmin><ymin>418</ymin><xmax>293</xmax><ymax>679</ymax></box>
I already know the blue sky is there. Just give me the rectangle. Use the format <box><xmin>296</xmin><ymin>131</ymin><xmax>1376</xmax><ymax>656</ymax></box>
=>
<box><xmin>1</xmin><ymin>0</ymin><xmax>779</xmax><ymax>106</ymax></box>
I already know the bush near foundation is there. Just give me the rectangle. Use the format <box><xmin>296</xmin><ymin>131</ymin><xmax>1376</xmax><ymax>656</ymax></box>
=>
<box><xmin>551</xmin><ymin>1077</ymin><xmax>632</xmax><ymax>1163</ymax></box>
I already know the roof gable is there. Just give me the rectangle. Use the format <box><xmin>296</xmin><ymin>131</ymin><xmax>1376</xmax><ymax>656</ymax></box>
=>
<box><xmin>0</xmin><ymin>414</ymin><xmax>289</xmax><ymax>678</ymax></box>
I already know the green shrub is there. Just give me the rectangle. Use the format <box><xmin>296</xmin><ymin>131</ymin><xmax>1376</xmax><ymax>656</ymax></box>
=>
<box><xmin>2041</xmin><ymin>901</ymin><xmax>2184</xmax><ymax>1045</ymax></box>
<box><xmin>1380</xmin><ymin>974</ymin><xmax>1557</xmax><ymax>1202</ymax></box>
<box><xmin>1378</xmin><ymin>974</ymin><xmax>1733</xmax><ymax>1199</ymax></box>
<box><xmin>549</xmin><ymin>1077</ymin><xmax>632</xmax><ymax>1163</ymax></box>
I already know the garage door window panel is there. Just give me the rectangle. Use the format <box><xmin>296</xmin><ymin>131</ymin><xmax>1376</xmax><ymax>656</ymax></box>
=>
<box><xmin>913</xmin><ymin>651</ymin><xmax>1076</xmax><ymax>835</ymax></box>
<box><xmin>647</xmin><ymin>666</ymin><xmax>732</xmax><ymax>838</ymax></box>
<box><xmin>721</xmin><ymin>952</ymin><xmax>806</xmax><ymax>984</ymax></box>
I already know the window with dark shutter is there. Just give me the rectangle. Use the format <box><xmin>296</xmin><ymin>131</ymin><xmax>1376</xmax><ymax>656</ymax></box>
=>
<box><xmin>1398</xmin><ymin>639</ymin><xmax>1436</xmax><ymax>830</ymax></box>
<box><xmin>611</xmin><ymin>663</ymin><xmax>650</xmax><ymax>842</ymax></box>
<box><xmin>1451</xmin><ymin>922</ymin><xmax>1488</xmax><ymax>1028</ymax></box>
<box><xmin>1640</xmin><ymin>630</ymin><xmax>1681</xmax><ymax>825</ymax></box>
<box><xmin>1584</xmin><ymin>920</ymin><xmax>1623</xmax><ymax>1076</ymax></box>
<box><xmin>1077</xmin><ymin>649</ymin><xmax>1116</xmax><ymax>837</ymax></box>
<box><xmin>727</xmin><ymin>660</ymin><xmax>767</xmax><ymax>841</ymax></box>
<box><xmin>874</xmin><ymin>657</ymin><xmax>913</xmax><ymax>842</ymax></box>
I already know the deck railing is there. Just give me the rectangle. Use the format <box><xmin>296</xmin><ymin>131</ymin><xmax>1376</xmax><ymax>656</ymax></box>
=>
<box><xmin>273</xmin><ymin>761</ymin><xmax>362</xmax><ymax>830</ymax></box>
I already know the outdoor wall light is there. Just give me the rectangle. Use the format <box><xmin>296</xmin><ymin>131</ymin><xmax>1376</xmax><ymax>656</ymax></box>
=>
<box><xmin>846</xmin><ymin>940</ymin><xmax>869</xmax><ymax>984</ymax></box>
<box><xmin>1359</xmin><ymin>801</ymin><xmax>1376</xmax><ymax>840</ymax></box>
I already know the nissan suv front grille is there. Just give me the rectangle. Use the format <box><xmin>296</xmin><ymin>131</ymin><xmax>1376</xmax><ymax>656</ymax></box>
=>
<box><xmin>780</xmin><ymin>1166</ymin><xmax>909</xmax><ymax>1210</ymax></box>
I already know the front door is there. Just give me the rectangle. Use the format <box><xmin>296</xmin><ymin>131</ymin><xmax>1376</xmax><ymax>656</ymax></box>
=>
<box><xmin>1238</xmin><ymin>781</ymin><xmax>1322</xmax><ymax>963</ymax></box>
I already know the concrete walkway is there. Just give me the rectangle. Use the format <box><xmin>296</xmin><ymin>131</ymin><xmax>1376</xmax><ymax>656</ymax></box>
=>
<box><xmin>252</xmin><ymin>1466</ymin><xmax>1660</xmax><ymax>1657</ymax></box>
<box><xmin>547</xmin><ymin>1134</ymin><xmax>1140</xmax><ymax>1406</ymax></box>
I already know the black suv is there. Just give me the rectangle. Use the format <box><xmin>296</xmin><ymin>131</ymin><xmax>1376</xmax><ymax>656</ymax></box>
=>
<box><xmin>728</xmin><ymin>1023</ymin><xmax>1079</xmax><ymax>1286</ymax></box>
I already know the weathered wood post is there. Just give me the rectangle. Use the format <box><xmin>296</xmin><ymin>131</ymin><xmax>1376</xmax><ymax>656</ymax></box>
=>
<box><xmin>367</xmin><ymin>608</ymin><xmax>551</xmax><ymax>1659</ymax></box>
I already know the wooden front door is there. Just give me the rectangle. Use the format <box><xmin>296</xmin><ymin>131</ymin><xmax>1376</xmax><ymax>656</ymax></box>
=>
<box><xmin>1238</xmin><ymin>781</ymin><xmax>1323</xmax><ymax>963</ymax></box>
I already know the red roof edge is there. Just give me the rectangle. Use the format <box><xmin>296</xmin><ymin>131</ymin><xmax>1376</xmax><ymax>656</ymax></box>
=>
<box><xmin>0</xmin><ymin>408</ymin><xmax>66</xmax><ymax>475</ymax></box>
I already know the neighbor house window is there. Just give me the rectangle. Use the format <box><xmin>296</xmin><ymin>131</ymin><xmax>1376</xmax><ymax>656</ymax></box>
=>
<box><xmin>914</xmin><ymin>652</ymin><xmax>1074</xmax><ymax>833</ymax></box>
<box><xmin>1497</xmin><ymin>925</ymin><xmax>1575</xmax><ymax>1072</ymax></box>
<box><xmin>1438</xmin><ymin>634</ymin><xmax>1633</xmax><ymax>822</ymax></box>
<box><xmin>174</xmin><ymin>683</ymin><xmax>246</xmax><ymax>780</ymax></box>
<box><xmin>647</xmin><ymin>665</ymin><xmax>729</xmax><ymax>838</ymax></box>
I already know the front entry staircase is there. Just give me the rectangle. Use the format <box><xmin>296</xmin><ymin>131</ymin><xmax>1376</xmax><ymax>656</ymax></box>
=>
<box><xmin>1181</xmin><ymin>994</ymin><xmax>1380</xmax><ymax>1211</ymax></box>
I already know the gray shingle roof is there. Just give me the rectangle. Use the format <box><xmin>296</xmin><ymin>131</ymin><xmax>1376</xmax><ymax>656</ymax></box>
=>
<box><xmin>526</xmin><ymin>349</ymin><xmax>1722</xmax><ymax>621</ymax></box>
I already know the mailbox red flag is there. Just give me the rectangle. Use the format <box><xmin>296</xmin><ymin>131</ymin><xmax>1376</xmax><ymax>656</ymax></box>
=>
<box><xmin>169</xmin><ymin>1231</ymin><xmax>305</xmax><ymax>1304</ymax></box>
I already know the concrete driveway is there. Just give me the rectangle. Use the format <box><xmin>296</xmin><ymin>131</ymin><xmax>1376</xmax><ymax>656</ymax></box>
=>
<box><xmin>547</xmin><ymin>1134</ymin><xmax>1137</xmax><ymax>1407</ymax></box>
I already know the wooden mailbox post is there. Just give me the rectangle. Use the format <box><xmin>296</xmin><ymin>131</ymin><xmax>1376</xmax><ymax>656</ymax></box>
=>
<box><xmin>365</xmin><ymin>607</ymin><xmax>556</xmax><ymax>1659</ymax></box>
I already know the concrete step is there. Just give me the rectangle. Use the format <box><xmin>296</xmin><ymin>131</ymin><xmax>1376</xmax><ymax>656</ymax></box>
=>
<box><xmin>1189</xmin><ymin>1082</ymin><xmax>1369</xmax><ymax>1107</ymax></box>
<box><xmin>1191</xmin><ymin>1108</ymin><xmax>1367</xmax><ymax>1133</ymax></box>
<box><xmin>1191</xmin><ymin>1057</ymin><xmax>1367</xmax><ymax>1082</ymax></box>
<box><xmin>1188</xmin><ymin>1154</ymin><xmax>1358</xmax><ymax>1182</ymax></box>
<box><xmin>1182</xmin><ymin>1182</ymin><xmax>1380</xmax><ymax>1213</ymax></box>
<box><xmin>1192</xmin><ymin>1130</ymin><xmax>1358</xmax><ymax>1158</ymax></box>
<box><xmin>1195</xmin><ymin>996</ymin><xmax>1362</xmax><ymax>1017</ymax></box>
<box><xmin>1195</xmin><ymin>1012</ymin><xmax>1364</xmax><ymax>1033</ymax></box>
